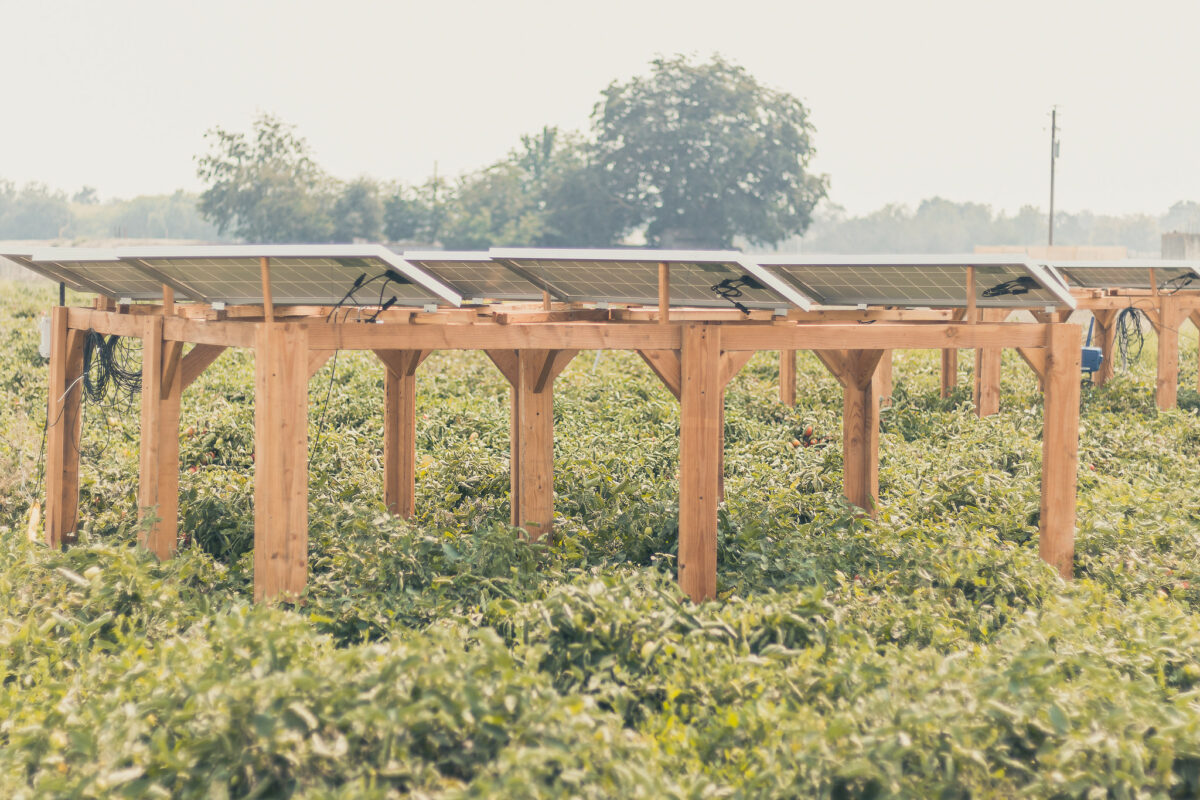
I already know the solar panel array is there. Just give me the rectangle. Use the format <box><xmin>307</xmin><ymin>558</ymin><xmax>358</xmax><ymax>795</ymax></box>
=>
<box><xmin>489</xmin><ymin>248</ymin><xmax>811</xmax><ymax>310</ymax></box>
<box><xmin>16</xmin><ymin>245</ymin><xmax>1200</xmax><ymax>312</ymax></box>
<box><xmin>752</xmin><ymin>255</ymin><xmax>1075</xmax><ymax>309</ymax></box>
<box><xmin>1052</xmin><ymin>260</ymin><xmax>1200</xmax><ymax>291</ymax></box>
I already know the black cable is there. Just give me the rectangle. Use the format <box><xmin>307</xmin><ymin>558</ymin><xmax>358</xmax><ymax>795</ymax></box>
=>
<box><xmin>982</xmin><ymin>276</ymin><xmax>1039</xmax><ymax>298</ymax></box>
<box><xmin>1115</xmin><ymin>306</ymin><xmax>1145</xmax><ymax>371</ymax></box>
<box><xmin>710</xmin><ymin>276</ymin><xmax>764</xmax><ymax>315</ymax></box>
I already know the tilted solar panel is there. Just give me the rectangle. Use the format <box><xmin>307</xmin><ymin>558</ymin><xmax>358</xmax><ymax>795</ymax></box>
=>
<box><xmin>116</xmin><ymin>245</ymin><xmax>462</xmax><ymax>307</ymax></box>
<box><xmin>0</xmin><ymin>251</ymin><xmax>102</xmax><ymax>295</ymax></box>
<box><xmin>400</xmin><ymin>251</ymin><xmax>543</xmax><ymax>303</ymax></box>
<box><xmin>31</xmin><ymin>248</ymin><xmax>168</xmax><ymax>300</ymax></box>
<box><xmin>751</xmin><ymin>254</ymin><xmax>1075</xmax><ymax>309</ymax></box>
<box><xmin>1051</xmin><ymin>260</ymin><xmax>1200</xmax><ymax>291</ymax></box>
<box><xmin>488</xmin><ymin>248</ymin><xmax>812</xmax><ymax>310</ymax></box>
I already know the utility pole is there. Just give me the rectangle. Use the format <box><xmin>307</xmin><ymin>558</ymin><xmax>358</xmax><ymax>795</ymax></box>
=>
<box><xmin>1048</xmin><ymin>107</ymin><xmax>1059</xmax><ymax>246</ymax></box>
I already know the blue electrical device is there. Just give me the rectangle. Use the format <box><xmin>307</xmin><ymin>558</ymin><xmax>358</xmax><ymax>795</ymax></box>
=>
<box><xmin>1082</xmin><ymin>317</ymin><xmax>1104</xmax><ymax>374</ymax></box>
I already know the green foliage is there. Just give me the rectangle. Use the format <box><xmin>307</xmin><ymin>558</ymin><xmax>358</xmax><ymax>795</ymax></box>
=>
<box><xmin>331</xmin><ymin>179</ymin><xmax>384</xmax><ymax>243</ymax></box>
<box><xmin>196</xmin><ymin>113</ymin><xmax>336</xmax><ymax>243</ymax></box>
<box><xmin>594</xmin><ymin>54</ymin><xmax>828</xmax><ymax>248</ymax></box>
<box><xmin>7</xmin><ymin>287</ymin><xmax>1200</xmax><ymax>795</ymax></box>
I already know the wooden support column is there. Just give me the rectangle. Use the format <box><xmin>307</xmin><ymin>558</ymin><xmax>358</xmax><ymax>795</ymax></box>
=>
<box><xmin>375</xmin><ymin>349</ymin><xmax>430</xmax><ymax>519</ymax></box>
<box><xmin>876</xmin><ymin>350</ymin><xmax>893</xmax><ymax>407</ymax></box>
<box><xmin>254</xmin><ymin>322</ymin><xmax>309</xmax><ymax>602</ymax></box>
<box><xmin>779</xmin><ymin>349</ymin><xmax>796</xmax><ymax>406</ymax></box>
<box><xmin>487</xmin><ymin>349</ymin><xmax>575</xmax><ymax>539</ymax></box>
<box><xmin>44</xmin><ymin>307</ymin><xmax>85</xmax><ymax>548</ymax></box>
<box><xmin>841</xmin><ymin>350</ymin><xmax>884</xmax><ymax>514</ymax></box>
<box><xmin>678</xmin><ymin>324</ymin><xmax>722</xmax><ymax>602</ymax></box>
<box><xmin>138</xmin><ymin>315</ymin><xmax>183</xmax><ymax>558</ymax></box>
<box><xmin>1191</xmin><ymin>311</ymin><xmax>1200</xmax><ymax>393</ymax></box>
<box><xmin>1040</xmin><ymin>323</ymin><xmax>1081</xmax><ymax>579</ymax></box>
<box><xmin>940</xmin><ymin>349</ymin><xmax>958</xmax><ymax>398</ymax></box>
<box><xmin>1091</xmin><ymin>309</ymin><xmax>1117</xmax><ymax>386</ymax></box>
<box><xmin>973</xmin><ymin>309</ymin><xmax>1008</xmax><ymax>416</ymax></box>
<box><xmin>1154</xmin><ymin>296</ymin><xmax>1181</xmax><ymax>410</ymax></box>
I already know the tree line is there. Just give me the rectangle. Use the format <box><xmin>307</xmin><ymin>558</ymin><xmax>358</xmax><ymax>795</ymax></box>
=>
<box><xmin>195</xmin><ymin>55</ymin><xmax>827</xmax><ymax>250</ymax></box>
<box><xmin>0</xmin><ymin>181</ymin><xmax>221</xmax><ymax>241</ymax></box>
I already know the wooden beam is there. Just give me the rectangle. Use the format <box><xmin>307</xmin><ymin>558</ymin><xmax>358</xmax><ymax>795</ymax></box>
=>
<box><xmin>513</xmin><ymin>350</ymin><xmax>569</xmax><ymax>539</ymax></box>
<box><xmin>376</xmin><ymin>350</ymin><xmax>430</xmax><ymax>520</ymax></box>
<box><xmin>940</xmin><ymin>349</ymin><xmax>958</xmax><ymax>398</ymax></box>
<box><xmin>1039</xmin><ymin>323</ymin><xmax>1081</xmax><ymax>579</ymax></box>
<box><xmin>261</xmin><ymin>256</ymin><xmax>274</xmax><ymax>323</ymax></box>
<box><xmin>658</xmin><ymin>262</ymin><xmax>670</xmax><ymax>324</ymax></box>
<box><xmin>637</xmin><ymin>349</ymin><xmax>682</xmax><ymax>400</ymax></box>
<box><xmin>180</xmin><ymin>344</ymin><xmax>227</xmax><ymax>390</ymax></box>
<box><xmin>162</xmin><ymin>316</ymin><xmax>257</xmax><ymax>348</ymax></box>
<box><xmin>966</xmin><ymin>266</ymin><xmax>976</xmax><ymax>322</ymax></box>
<box><xmin>307</xmin><ymin>350</ymin><xmax>333</xmax><ymax>380</ymax></box>
<box><xmin>972</xmin><ymin>309</ymin><xmax>1009</xmax><ymax>417</ymax></box>
<box><xmin>541</xmin><ymin>291</ymin><xmax>552</xmax><ymax>312</ymax></box>
<box><xmin>876</xmin><ymin>350</ymin><xmax>893</xmax><ymax>407</ymax></box>
<box><xmin>779</xmin><ymin>350</ymin><xmax>796</xmax><ymax>406</ymax></box>
<box><xmin>1016</xmin><ymin>347</ymin><xmax>1046</xmax><ymax>382</ymax></box>
<box><xmin>305</xmin><ymin>321</ymin><xmax>1049</xmax><ymax>353</ymax></box>
<box><xmin>678</xmin><ymin>324</ymin><xmax>722</xmax><ymax>602</ymax></box>
<box><xmin>483</xmin><ymin>349</ymin><xmax>519</xmax><ymax>386</ymax></box>
<box><xmin>138</xmin><ymin>315</ymin><xmax>182</xmax><ymax>559</ymax></box>
<box><xmin>533</xmin><ymin>349</ymin><xmax>578</xmax><ymax>394</ymax></box>
<box><xmin>254</xmin><ymin>322</ymin><xmax>309</xmax><ymax>602</ymax></box>
<box><xmin>842</xmin><ymin>350</ymin><xmax>882</xmax><ymax>515</ymax></box>
<box><xmin>719</xmin><ymin>350</ymin><xmax>755</xmax><ymax>388</ymax></box>
<box><xmin>1156</xmin><ymin>295</ymin><xmax>1181</xmax><ymax>410</ymax></box>
<box><xmin>44</xmin><ymin>308</ymin><xmax>85</xmax><ymax>549</ymax></box>
<box><xmin>813</xmin><ymin>349</ymin><xmax>850</xmax><ymax>386</ymax></box>
<box><xmin>1091</xmin><ymin>309</ymin><xmax>1117</xmax><ymax>387</ymax></box>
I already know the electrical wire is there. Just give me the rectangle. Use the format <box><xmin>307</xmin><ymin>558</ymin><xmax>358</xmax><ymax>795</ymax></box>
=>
<box><xmin>1115</xmin><ymin>306</ymin><xmax>1146</xmax><ymax>371</ymax></box>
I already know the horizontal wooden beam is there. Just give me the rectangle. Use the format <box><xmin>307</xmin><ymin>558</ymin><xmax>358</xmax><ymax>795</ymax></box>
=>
<box><xmin>164</xmin><ymin>317</ymin><xmax>257</xmax><ymax>348</ymax></box>
<box><xmin>66</xmin><ymin>308</ymin><xmax>144</xmax><ymax>338</ymax></box>
<box><xmin>721</xmin><ymin>323</ymin><xmax>1051</xmax><ymax>352</ymax></box>
<box><xmin>309</xmin><ymin>322</ymin><xmax>684</xmax><ymax>351</ymax></box>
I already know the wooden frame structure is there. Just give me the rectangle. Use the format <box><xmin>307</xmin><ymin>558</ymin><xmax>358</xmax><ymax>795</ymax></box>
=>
<box><xmin>43</xmin><ymin>280</ymin><xmax>1083</xmax><ymax>602</ymax></box>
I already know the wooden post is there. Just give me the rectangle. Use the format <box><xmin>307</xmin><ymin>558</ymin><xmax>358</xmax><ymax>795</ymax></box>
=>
<box><xmin>138</xmin><ymin>315</ymin><xmax>183</xmax><ymax>558</ymax></box>
<box><xmin>779</xmin><ymin>350</ymin><xmax>796</xmax><ymax>406</ymax></box>
<box><xmin>1091</xmin><ymin>309</ymin><xmax>1117</xmax><ymax>386</ymax></box>
<box><xmin>260</xmin><ymin>256</ymin><xmax>274</xmax><ymax>323</ymax></box>
<box><xmin>44</xmin><ymin>307</ymin><xmax>85</xmax><ymax>548</ymax></box>
<box><xmin>377</xmin><ymin>350</ymin><xmax>429</xmax><ymax>520</ymax></box>
<box><xmin>973</xmin><ymin>309</ymin><xmax>1008</xmax><ymax>416</ymax></box>
<box><xmin>658</xmin><ymin>262</ymin><xmax>670</xmax><ymax>324</ymax></box>
<box><xmin>254</xmin><ymin>322</ymin><xmax>309</xmax><ymax>601</ymax></box>
<box><xmin>876</xmin><ymin>350</ymin><xmax>893</xmax><ymax>408</ymax></box>
<box><xmin>1191</xmin><ymin>311</ymin><xmax>1200</xmax><ymax>393</ymax></box>
<box><xmin>1039</xmin><ymin>323</ymin><xmax>1081</xmax><ymax>579</ymax></box>
<box><xmin>541</xmin><ymin>291</ymin><xmax>552</xmax><ymax>312</ymax></box>
<box><xmin>1155</xmin><ymin>295</ymin><xmax>1181</xmax><ymax>410</ymax></box>
<box><xmin>842</xmin><ymin>350</ymin><xmax>882</xmax><ymax>514</ymax></box>
<box><xmin>678</xmin><ymin>323</ymin><xmax>722</xmax><ymax>602</ymax></box>
<box><xmin>965</xmin><ymin>265</ymin><xmax>976</xmax><ymax>322</ymax></box>
<box><xmin>940</xmin><ymin>349</ymin><xmax>958</xmax><ymax>398</ymax></box>
<box><xmin>510</xmin><ymin>350</ymin><xmax>576</xmax><ymax>539</ymax></box>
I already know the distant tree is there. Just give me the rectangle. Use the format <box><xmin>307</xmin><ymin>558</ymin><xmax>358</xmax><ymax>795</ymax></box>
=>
<box><xmin>593</xmin><ymin>54</ymin><xmax>828</xmax><ymax>248</ymax></box>
<box><xmin>331</xmin><ymin>178</ymin><xmax>383</xmax><ymax>242</ymax></box>
<box><xmin>439</xmin><ymin>161</ymin><xmax>543</xmax><ymax>250</ymax></box>
<box><xmin>0</xmin><ymin>181</ymin><xmax>73</xmax><ymax>239</ymax></box>
<box><xmin>72</xmin><ymin>186</ymin><xmax>98</xmax><ymax>205</ymax></box>
<box><xmin>195</xmin><ymin>113</ymin><xmax>334</xmax><ymax>242</ymax></box>
<box><xmin>382</xmin><ymin>175</ymin><xmax>448</xmax><ymax>244</ymax></box>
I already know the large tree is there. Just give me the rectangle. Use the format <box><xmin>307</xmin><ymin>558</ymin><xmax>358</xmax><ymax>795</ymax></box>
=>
<box><xmin>196</xmin><ymin>113</ymin><xmax>334</xmax><ymax>243</ymax></box>
<box><xmin>593</xmin><ymin>55</ymin><xmax>828</xmax><ymax>248</ymax></box>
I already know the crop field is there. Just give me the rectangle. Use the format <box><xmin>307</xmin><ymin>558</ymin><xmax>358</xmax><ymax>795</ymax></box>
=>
<box><xmin>7</xmin><ymin>281</ymin><xmax>1200</xmax><ymax>797</ymax></box>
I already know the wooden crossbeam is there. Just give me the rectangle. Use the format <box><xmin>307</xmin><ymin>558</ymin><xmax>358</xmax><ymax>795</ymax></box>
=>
<box><xmin>637</xmin><ymin>349</ymin><xmax>682</xmax><ymax>400</ymax></box>
<box><xmin>180</xmin><ymin>344</ymin><xmax>227</xmax><ymax>390</ymax></box>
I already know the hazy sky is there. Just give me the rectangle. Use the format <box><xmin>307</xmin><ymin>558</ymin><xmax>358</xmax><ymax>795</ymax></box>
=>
<box><xmin>3</xmin><ymin>0</ymin><xmax>1197</xmax><ymax>216</ymax></box>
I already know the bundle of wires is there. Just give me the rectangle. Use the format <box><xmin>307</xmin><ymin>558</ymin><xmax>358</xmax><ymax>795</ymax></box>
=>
<box><xmin>1114</xmin><ymin>306</ymin><xmax>1145</xmax><ymax>371</ymax></box>
<box><xmin>81</xmin><ymin>331</ymin><xmax>142</xmax><ymax>406</ymax></box>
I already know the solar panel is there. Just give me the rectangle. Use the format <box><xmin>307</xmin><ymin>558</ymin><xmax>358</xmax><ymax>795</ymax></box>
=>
<box><xmin>0</xmin><ymin>251</ymin><xmax>103</xmax><ymax>294</ymax></box>
<box><xmin>751</xmin><ymin>254</ymin><xmax>1075</xmax><ymax>309</ymax></box>
<box><xmin>1051</xmin><ymin>260</ymin><xmax>1200</xmax><ymax>291</ymax></box>
<box><xmin>116</xmin><ymin>245</ymin><xmax>462</xmax><ymax>307</ymax></box>
<box><xmin>488</xmin><ymin>248</ymin><xmax>812</xmax><ymax>310</ymax></box>
<box><xmin>400</xmin><ymin>251</ymin><xmax>543</xmax><ymax>303</ymax></box>
<box><xmin>31</xmin><ymin>248</ymin><xmax>167</xmax><ymax>300</ymax></box>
